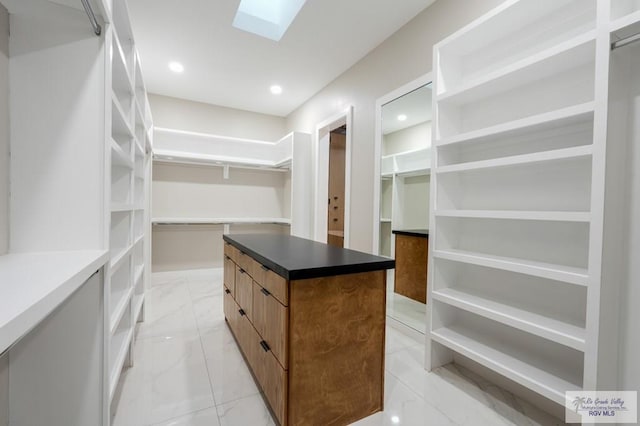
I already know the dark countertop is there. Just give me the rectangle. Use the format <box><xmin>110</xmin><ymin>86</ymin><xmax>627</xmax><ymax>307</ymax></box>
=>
<box><xmin>223</xmin><ymin>234</ymin><xmax>395</xmax><ymax>280</ymax></box>
<box><xmin>392</xmin><ymin>229</ymin><xmax>429</xmax><ymax>238</ymax></box>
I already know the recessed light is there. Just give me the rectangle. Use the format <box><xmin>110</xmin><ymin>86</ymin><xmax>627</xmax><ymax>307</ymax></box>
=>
<box><xmin>391</xmin><ymin>415</ymin><xmax>400</xmax><ymax>424</ymax></box>
<box><xmin>270</xmin><ymin>85</ymin><xmax>283</xmax><ymax>95</ymax></box>
<box><xmin>397</xmin><ymin>114</ymin><xmax>407</xmax><ymax>121</ymax></box>
<box><xmin>168</xmin><ymin>61</ymin><xmax>184</xmax><ymax>73</ymax></box>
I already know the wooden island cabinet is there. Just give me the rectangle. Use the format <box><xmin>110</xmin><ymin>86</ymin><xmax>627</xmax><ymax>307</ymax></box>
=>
<box><xmin>223</xmin><ymin>234</ymin><xmax>395</xmax><ymax>426</ymax></box>
<box><xmin>392</xmin><ymin>229</ymin><xmax>428</xmax><ymax>304</ymax></box>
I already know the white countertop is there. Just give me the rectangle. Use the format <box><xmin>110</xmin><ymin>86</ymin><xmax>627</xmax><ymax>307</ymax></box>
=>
<box><xmin>0</xmin><ymin>250</ymin><xmax>109</xmax><ymax>354</ymax></box>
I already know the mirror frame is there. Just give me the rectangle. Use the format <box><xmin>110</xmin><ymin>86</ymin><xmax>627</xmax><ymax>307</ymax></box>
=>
<box><xmin>372</xmin><ymin>72</ymin><xmax>433</xmax><ymax>255</ymax></box>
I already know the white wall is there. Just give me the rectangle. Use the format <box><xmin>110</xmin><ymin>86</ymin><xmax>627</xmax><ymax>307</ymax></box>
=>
<box><xmin>0</xmin><ymin>4</ymin><xmax>8</xmax><ymax>255</ymax></box>
<box><xmin>285</xmin><ymin>0</ymin><xmax>504</xmax><ymax>253</ymax></box>
<box><xmin>383</xmin><ymin>121</ymin><xmax>432</xmax><ymax>156</ymax></box>
<box><xmin>149</xmin><ymin>93</ymin><xmax>286</xmax><ymax>141</ymax></box>
<box><xmin>150</xmin><ymin>95</ymin><xmax>289</xmax><ymax>271</ymax></box>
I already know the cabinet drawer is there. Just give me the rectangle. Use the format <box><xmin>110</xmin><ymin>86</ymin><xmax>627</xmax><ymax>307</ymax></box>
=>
<box><xmin>252</xmin><ymin>282</ymin><xmax>288</xmax><ymax>369</ymax></box>
<box><xmin>237</xmin><ymin>312</ymin><xmax>258</xmax><ymax>370</ymax></box>
<box><xmin>262</xmin><ymin>267</ymin><xmax>288</xmax><ymax>306</ymax></box>
<box><xmin>258</xmin><ymin>344</ymin><xmax>288</xmax><ymax>426</ymax></box>
<box><xmin>237</xmin><ymin>250</ymin><xmax>254</xmax><ymax>276</ymax></box>
<box><xmin>224</xmin><ymin>241</ymin><xmax>239</xmax><ymax>263</ymax></box>
<box><xmin>223</xmin><ymin>287</ymin><xmax>240</xmax><ymax>335</ymax></box>
<box><xmin>235</xmin><ymin>267</ymin><xmax>253</xmax><ymax>322</ymax></box>
<box><xmin>223</xmin><ymin>256</ymin><xmax>236</xmax><ymax>298</ymax></box>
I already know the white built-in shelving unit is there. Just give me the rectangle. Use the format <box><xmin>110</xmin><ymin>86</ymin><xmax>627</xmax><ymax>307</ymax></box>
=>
<box><xmin>104</xmin><ymin>0</ymin><xmax>153</xmax><ymax>406</ymax></box>
<box><xmin>152</xmin><ymin>129</ymin><xmax>312</xmax><ymax>238</ymax></box>
<box><xmin>427</xmin><ymin>0</ymin><xmax>639</xmax><ymax>410</ymax></box>
<box><xmin>378</xmin><ymin>144</ymin><xmax>431</xmax><ymax>258</ymax></box>
<box><xmin>2</xmin><ymin>0</ymin><xmax>152</xmax><ymax>423</ymax></box>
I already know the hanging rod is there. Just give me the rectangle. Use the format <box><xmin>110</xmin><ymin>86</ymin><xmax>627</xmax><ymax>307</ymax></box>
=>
<box><xmin>81</xmin><ymin>0</ymin><xmax>102</xmax><ymax>36</ymax></box>
<box><xmin>611</xmin><ymin>31</ymin><xmax>640</xmax><ymax>51</ymax></box>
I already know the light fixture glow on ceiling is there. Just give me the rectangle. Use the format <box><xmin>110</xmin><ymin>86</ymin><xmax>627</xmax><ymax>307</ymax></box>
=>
<box><xmin>270</xmin><ymin>85</ymin><xmax>283</xmax><ymax>95</ymax></box>
<box><xmin>397</xmin><ymin>114</ymin><xmax>407</xmax><ymax>121</ymax></box>
<box><xmin>391</xmin><ymin>415</ymin><xmax>400</xmax><ymax>424</ymax></box>
<box><xmin>168</xmin><ymin>61</ymin><xmax>184</xmax><ymax>73</ymax></box>
<box><xmin>233</xmin><ymin>0</ymin><xmax>308</xmax><ymax>41</ymax></box>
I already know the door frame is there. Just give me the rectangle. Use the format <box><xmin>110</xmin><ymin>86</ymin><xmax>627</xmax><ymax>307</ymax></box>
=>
<box><xmin>314</xmin><ymin>106</ymin><xmax>353</xmax><ymax>247</ymax></box>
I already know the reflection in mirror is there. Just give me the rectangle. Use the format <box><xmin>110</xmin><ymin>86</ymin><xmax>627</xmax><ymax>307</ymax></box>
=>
<box><xmin>379</xmin><ymin>83</ymin><xmax>432</xmax><ymax>334</ymax></box>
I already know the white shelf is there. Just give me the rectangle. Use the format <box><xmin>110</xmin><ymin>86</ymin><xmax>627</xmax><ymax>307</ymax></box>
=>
<box><xmin>380</xmin><ymin>218</ymin><xmax>392</xmax><ymax>223</ymax></box>
<box><xmin>396</xmin><ymin>168</ymin><xmax>431</xmax><ymax>177</ymax></box>
<box><xmin>109</xmin><ymin>325</ymin><xmax>134</xmax><ymax>400</ymax></box>
<box><xmin>111</xmin><ymin>140</ymin><xmax>133</xmax><ymax>169</ymax></box>
<box><xmin>132</xmin><ymin>293</ymin><xmax>145</xmax><ymax>324</ymax></box>
<box><xmin>111</xmin><ymin>33</ymin><xmax>134</xmax><ymax>100</ymax></box>
<box><xmin>436</xmin><ymin>145</ymin><xmax>592</xmax><ymax>174</ymax></box>
<box><xmin>432</xmin><ymin>288</ymin><xmax>586</xmax><ymax>351</ymax></box>
<box><xmin>112</xmin><ymin>95</ymin><xmax>134</xmax><ymax>138</ymax></box>
<box><xmin>109</xmin><ymin>287</ymin><xmax>133</xmax><ymax>335</ymax></box>
<box><xmin>435</xmin><ymin>210</ymin><xmax>590</xmax><ymax>222</ymax></box>
<box><xmin>610</xmin><ymin>9</ymin><xmax>640</xmax><ymax>32</ymax></box>
<box><xmin>437</xmin><ymin>31</ymin><xmax>596</xmax><ymax>105</ymax></box>
<box><xmin>153</xmin><ymin>149</ymin><xmax>290</xmax><ymax>171</ymax></box>
<box><xmin>0</xmin><ymin>251</ymin><xmax>109</xmax><ymax>354</ymax></box>
<box><xmin>431</xmin><ymin>326</ymin><xmax>582</xmax><ymax>405</ymax></box>
<box><xmin>110</xmin><ymin>245</ymin><xmax>133</xmax><ymax>271</ymax></box>
<box><xmin>134</xmin><ymin>265</ymin><xmax>144</xmax><ymax>284</ymax></box>
<box><xmin>152</xmin><ymin>217</ymin><xmax>292</xmax><ymax>225</ymax></box>
<box><xmin>111</xmin><ymin>203</ymin><xmax>134</xmax><ymax>212</ymax></box>
<box><xmin>433</xmin><ymin>249</ymin><xmax>588</xmax><ymax>286</ymax></box>
<box><xmin>436</xmin><ymin>102</ymin><xmax>595</xmax><ymax>148</ymax></box>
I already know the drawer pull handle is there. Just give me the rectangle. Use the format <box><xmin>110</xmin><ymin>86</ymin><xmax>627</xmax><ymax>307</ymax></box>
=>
<box><xmin>238</xmin><ymin>309</ymin><xmax>246</xmax><ymax>316</ymax></box>
<box><xmin>261</xmin><ymin>265</ymin><xmax>269</xmax><ymax>271</ymax></box>
<box><xmin>239</xmin><ymin>268</ymin><xmax>246</xmax><ymax>274</ymax></box>
<box><xmin>260</xmin><ymin>287</ymin><xmax>271</xmax><ymax>296</ymax></box>
<box><xmin>225</xmin><ymin>288</ymin><xmax>231</xmax><ymax>294</ymax></box>
<box><xmin>260</xmin><ymin>340</ymin><xmax>271</xmax><ymax>352</ymax></box>
<box><xmin>225</xmin><ymin>255</ymin><xmax>230</xmax><ymax>260</ymax></box>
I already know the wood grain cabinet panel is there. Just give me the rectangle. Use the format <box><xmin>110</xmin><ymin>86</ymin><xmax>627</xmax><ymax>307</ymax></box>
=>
<box><xmin>289</xmin><ymin>271</ymin><xmax>386</xmax><ymax>426</ymax></box>
<box><xmin>224</xmin><ymin>256</ymin><xmax>236</xmax><ymax>297</ymax></box>
<box><xmin>237</xmin><ymin>250</ymin><xmax>254</xmax><ymax>275</ymax></box>
<box><xmin>235</xmin><ymin>268</ymin><xmax>253</xmax><ymax>322</ymax></box>
<box><xmin>394</xmin><ymin>234</ymin><xmax>428</xmax><ymax>304</ymax></box>
<box><xmin>224</xmin><ymin>241</ymin><xmax>239</xmax><ymax>263</ymax></box>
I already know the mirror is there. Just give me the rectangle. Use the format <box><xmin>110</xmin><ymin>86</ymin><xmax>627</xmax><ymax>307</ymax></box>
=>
<box><xmin>378</xmin><ymin>82</ymin><xmax>432</xmax><ymax>334</ymax></box>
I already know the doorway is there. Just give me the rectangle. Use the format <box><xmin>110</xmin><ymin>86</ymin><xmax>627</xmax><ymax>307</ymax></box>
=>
<box><xmin>314</xmin><ymin>107</ymin><xmax>352</xmax><ymax>247</ymax></box>
<box><xmin>327</xmin><ymin>126</ymin><xmax>346</xmax><ymax>247</ymax></box>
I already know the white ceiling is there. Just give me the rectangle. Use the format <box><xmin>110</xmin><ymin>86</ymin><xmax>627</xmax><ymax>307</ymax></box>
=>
<box><xmin>127</xmin><ymin>0</ymin><xmax>436</xmax><ymax>117</ymax></box>
<box><xmin>381</xmin><ymin>83</ymin><xmax>432</xmax><ymax>135</ymax></box>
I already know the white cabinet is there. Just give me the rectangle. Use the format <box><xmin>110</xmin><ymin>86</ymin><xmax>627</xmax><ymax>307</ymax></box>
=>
<box><xmin>428</xmin><ymin>0</ymin><xmax>640</xmax><ymax>410</ymax></box>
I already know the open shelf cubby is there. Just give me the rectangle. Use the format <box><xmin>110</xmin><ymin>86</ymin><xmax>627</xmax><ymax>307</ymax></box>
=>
<box><xmin>436</xmin><ymin>156</ymin><xmax>592</xmax><ymax>212</ymax></box>
<box><xmin>611</xmin><ymin>0</ymin><xmax>640</xmax><ymax>21</ymax></box>
<box><xmin>431</xmin><ymin>257</ymin><xmax>586</xmax><ymax>349</ymax></box>
<box><xmin>431</xmin><ymin>302</ymin><xmax>584</xmax><ymax>403</ymax></box>
<box><xmin>436</xmin><ymin>0</ymin><xmax>596</xmax><ymax>97</ymax></box>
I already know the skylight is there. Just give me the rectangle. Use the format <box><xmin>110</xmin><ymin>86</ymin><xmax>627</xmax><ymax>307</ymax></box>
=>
<box><xmin>232</xmin><ymin>0</ymin><xmax>308</xmax><ymax>41</ymax></box>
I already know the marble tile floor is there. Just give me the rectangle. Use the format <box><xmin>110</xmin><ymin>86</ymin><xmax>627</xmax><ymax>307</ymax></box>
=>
<box><xmin>111</xmin><ymin>268</ymin><xmax>567</xmax><ymax>426</ymax></box>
